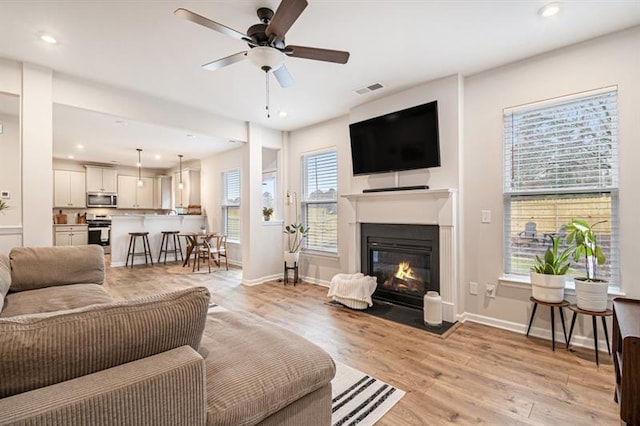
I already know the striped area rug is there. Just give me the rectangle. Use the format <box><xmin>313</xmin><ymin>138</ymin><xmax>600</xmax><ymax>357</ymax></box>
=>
<box><xmin>331</xmin><ymin>361</ymin><xmax>405</xmax><ymax>426</ymax></box>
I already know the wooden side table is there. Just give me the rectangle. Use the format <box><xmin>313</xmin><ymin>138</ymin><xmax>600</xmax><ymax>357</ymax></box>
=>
<box><xmin>526</xmin><ymin>296</ymin><xmax>569</xmax><ymax>351</ymax></box>
<box><xmin>567</xmin><ymin>304</ymin><xmax>613</xmax><ymax>366</ymax></box>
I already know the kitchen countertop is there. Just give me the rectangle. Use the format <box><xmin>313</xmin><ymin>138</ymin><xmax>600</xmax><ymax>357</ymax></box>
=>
<box><xmin>53</xmin><ymin>223</ymin><xmax>88</xmax><ymax>226</ymax></box>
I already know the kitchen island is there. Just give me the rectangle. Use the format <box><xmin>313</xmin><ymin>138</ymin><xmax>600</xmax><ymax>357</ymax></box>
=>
<box><xmin>110</xmin><ymin>214</ymin><xmax>207</xmax><ymax>267</ymax></box>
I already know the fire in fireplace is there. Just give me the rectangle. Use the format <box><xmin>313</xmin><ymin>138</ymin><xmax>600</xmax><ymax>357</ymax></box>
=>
<box><xmin>361</xmin><ymin>223</ymin><xmax>439</xmax><ymax>309</ymax></box>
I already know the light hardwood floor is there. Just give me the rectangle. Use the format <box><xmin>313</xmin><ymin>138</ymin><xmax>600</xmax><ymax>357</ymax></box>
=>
<box><xmin>105</xmin><ymin>259</ymin><xmax>620</xmax><ymax>425</ymax></box>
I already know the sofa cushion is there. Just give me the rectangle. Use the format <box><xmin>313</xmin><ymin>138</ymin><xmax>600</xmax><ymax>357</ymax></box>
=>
<box><xmin>9</xmin><ymin>245</ymin><xmax>105</xmax><ymax>292</ymax></box>
<box><xmin>0</xmin><ymin>286</ymin><xmax>210</xmax><ymax>398</ymax></box>
<box><xmin>0</xmin><ymin>253</ymin><xmax>10</xmax><ymax>313</ymax></box>
<box><xmin>201</xmin><ymin>311</ymin><xmax>336</xmax><ymax>425</ymax></box>
<box><xmin>0</xmin><ymin>284</ymin><xmax>114</xmax><ymax>318</ymax></box>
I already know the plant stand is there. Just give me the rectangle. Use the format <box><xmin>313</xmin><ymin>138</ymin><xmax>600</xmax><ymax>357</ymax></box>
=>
<box><xmin>567</xmin><ymin>304</ymin><xmax>613</xmax><ymax>366</ymax></box>
<box><xmin>284</xmin><ymin>261</ymin><xmax>298</xmax><ymax>286</ymax></box>
<box><xmin>526</xmin><ymin>296</ymin><xmax>569</xmax><ymax>351</ymax></box>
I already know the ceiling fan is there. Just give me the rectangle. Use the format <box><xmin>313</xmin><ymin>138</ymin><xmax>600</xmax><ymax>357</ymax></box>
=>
<box><xmin>174</xmin><ymin>0</ymin><xmax>350</xmax><ymax>89</ymax></box>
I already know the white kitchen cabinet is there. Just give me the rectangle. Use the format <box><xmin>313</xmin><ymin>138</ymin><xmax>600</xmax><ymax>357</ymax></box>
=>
<box><xmin>54</xmin><ymin>170</ymin><xmax>86</xmax><ymax>208</ymax></box>
<box><xmin>86</xmin><ymin>166</ymin><xmax>117</xmax><ymax>193</ymax></box>
<box><xmin>174</xmin><ymin>169</ymin><xmax>201</xmax><ymax>208</ymax></box>
<box><xmin>54</xmin><ymin>225</ymin><xmax>88</xmax><ymax>246</ymax></box>
<box><xmin>154</xmin><ymin>176</ymin><xmax>172</xmax><ymax>210</ymax></box>
<box><xmin>117</xmin><ymin>175</ymin><xmax>154</xmax><ymax>209</ymax></box>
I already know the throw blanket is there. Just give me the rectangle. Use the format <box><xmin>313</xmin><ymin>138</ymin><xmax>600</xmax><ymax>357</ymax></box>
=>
<box><xmin>328</xmin><ymin>273</ymin><xmax>377</xmax><ymax>309</ymax></box>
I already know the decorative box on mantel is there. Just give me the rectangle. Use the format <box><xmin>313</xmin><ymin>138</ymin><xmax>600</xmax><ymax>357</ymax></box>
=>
<box><xmin>341</xmin><ymin>188</ymin><xmax>458</xmax><ymax>323</ymax></box>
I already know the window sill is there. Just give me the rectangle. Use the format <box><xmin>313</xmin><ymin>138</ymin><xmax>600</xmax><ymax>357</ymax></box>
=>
<box><xmin>262</xmin><ymin>220</ymin><xmax>283</xmax><ymax>226</ymax></box>
<box><xmin>301</xmin><ymin>249</ymin><xmax>339</xmax><ymax>260</ymax></box>
<box><xmin>499</xmin><ymin>274</ymin><xmax>624</xmax><ymax>297</ymax></box>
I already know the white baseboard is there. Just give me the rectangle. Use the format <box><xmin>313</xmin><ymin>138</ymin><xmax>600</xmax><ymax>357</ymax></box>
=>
<box><xmin>302</xmin><ymin>276</ymin><xmax>331</xmax><ymax>287</ymax></box>
<box><xmin>459</xmin><ymin>312</ymin><xmax>612</xmax><ymax>354</ymax></box>
<box><xmin>241</xmin><ymin>273</ymin><xmax>282</xmax><ymax>286</ymax></box>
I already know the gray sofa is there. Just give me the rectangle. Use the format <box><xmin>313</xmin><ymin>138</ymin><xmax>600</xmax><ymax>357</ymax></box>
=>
<box><xmin>0</xmin><ymin>246</ymin><xmax>335</xmax><ymax>425</ymax></box>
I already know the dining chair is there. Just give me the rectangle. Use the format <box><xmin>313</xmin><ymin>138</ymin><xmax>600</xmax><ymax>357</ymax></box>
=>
<box><xmin>210</xmin><ymin>234</ymin><xmax>229</xmax><ymax>271</ymax></box>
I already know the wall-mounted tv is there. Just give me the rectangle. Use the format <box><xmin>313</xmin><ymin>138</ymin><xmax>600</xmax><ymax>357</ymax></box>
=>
<box><xmin>349</xmin><ymin>101</ymin><xmax>440</xmax><ymax>176</ymax></box>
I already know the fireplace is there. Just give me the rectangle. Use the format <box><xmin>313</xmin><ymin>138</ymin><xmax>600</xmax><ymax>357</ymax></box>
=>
<box><xmin>361</xmin><ymin>223</ymin><xmax>439</xmax><ymax>309</ymax></box>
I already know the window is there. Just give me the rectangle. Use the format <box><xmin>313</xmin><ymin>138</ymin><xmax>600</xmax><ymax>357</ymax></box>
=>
<box><xmin>503</xmin><ymin>87</ymin><xmax>619</xmax><ymax>284</ymax></box>
<box><xmin>301</xmin><ymin>149</ymin><xmax>338</xmax><ymax>253</ymax></box>
<box><xmin>262</xmin><ymin>171</ymin><xmax>276</xmax><ymax>212</ymax></box>
<box><xmin>222</xmin><ymin>169</ymin><xmax>240</xmax><ymax>242</ymax></box>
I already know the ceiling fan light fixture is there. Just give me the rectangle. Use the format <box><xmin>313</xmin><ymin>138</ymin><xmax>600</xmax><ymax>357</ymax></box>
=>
<box><xmin>247</xmin><ymin>46</ymin><xmax>285</xmax><ymax>72</ymax></box>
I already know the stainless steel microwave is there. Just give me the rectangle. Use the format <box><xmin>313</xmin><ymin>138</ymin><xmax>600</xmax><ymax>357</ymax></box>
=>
<box><xmin>87</xmin><ymin>192</ymin><xmax>118</xmax><ymax>208</ymax></box>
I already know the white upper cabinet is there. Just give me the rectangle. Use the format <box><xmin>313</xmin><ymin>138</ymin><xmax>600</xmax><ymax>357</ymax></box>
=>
<box><xmin>174</xmin><ymin>169</ymin><xmax>201</xmax><ymax>208</ymax></box>
<box><xmin>54</xmin><ymin>170</ymin><xmax>86</xmax><ymax>208</ymax></box>
<box><xmin>86</xmin><ymin>166</ymin><xmax>117</xmax><ymax>193</ymax></box>
<box><xmin>117</xmin><ymin>175</ymin><xmax>154</xmax><ymax>209</ymax></box>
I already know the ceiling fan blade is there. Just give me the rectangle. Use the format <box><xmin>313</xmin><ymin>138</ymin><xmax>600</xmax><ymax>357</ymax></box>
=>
<box><xmin>175</xmin><ymin>8</ymin><xmax>249</xmax><ymax>42</ymax></box>
<box><xmin>284</xmin><ymin>45</ymin><xmax>350</xmax><ymax>64</ymax></box>
<box><xmin>265</xmin><ymin>0</ymin><xmax>308</xmax><ymax>42</ymax></box>
<box><xmin>202</xmin><ymin>52</ymin><xmax>247</xmax><ymax>71</ymax></box>
<box><xmin>273</xmin><ymin>64</ymin><xmax>294</xmax><ymax>88</ymax></box>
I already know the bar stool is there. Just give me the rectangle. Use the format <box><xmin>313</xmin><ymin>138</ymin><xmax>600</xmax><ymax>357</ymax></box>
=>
<box><xmin>526</xmin><ymin>296</ymin><xmax>569</xmax><ymax>351</ymax></box>
<box><xmin>157</xmin><ymin>231</ymin><xmax>183</xmax><ymax>265</ymax></box>
<box><xmin>125</xmin><ymin>232</ymin><xmax>153</xmax><ymax>268</ymax></box>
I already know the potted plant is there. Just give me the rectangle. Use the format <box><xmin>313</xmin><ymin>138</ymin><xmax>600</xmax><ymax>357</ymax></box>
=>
<box><xmin>262</xmin><ymin>207</ymin><xmax>273</xmax><ymax>221</ymax></box>
<box><xmin>565</xmin><ymin>218</ymin><xmax>608</xmax><ymax>312</ymax></box>
<box><xmin>0</xmin><ymin>199</ymin><xmax>8</xmax><ymax>214</ymax></box>
<box><xmin>283</xmin><ymin>223</ymin><xmax>309</xmax><ymax>266</ymax></box>
<box><xmin>530</xmin><ymin>234</ymin><xmax>572</xmax><ymax>303</ymax></box>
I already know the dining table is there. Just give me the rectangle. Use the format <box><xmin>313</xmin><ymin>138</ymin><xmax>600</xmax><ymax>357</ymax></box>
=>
<box><xmin>178</xmin><ymin>232</ymin><xmax>219</xmax><ymax>272</ymax></box>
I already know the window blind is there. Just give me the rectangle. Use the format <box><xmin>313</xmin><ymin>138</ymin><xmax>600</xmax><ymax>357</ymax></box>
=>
<box><xmin>503</xmin><ymin>88</ymin><xmax>619</xmax><ymax>285</ymax></box>
<box><xmin>301</xmin><ymin>150</ymin><xmax>338</xmax><ymax>253</ymax></box>
<box><xmin>222</xmin><ymin>169</ymin><xmax>240</xmax><ymax>242</ymax></box>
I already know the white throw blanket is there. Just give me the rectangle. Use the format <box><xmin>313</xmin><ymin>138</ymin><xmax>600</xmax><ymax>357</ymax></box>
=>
<box><xmin>100</xmin><ymin>228</ymin><xmax>109</xmax><ymax>242</ymax></box>
<box><xmin>328</xmin><ymin>273</ymin><xmax>377</xmax><ymax>309</ymax></box>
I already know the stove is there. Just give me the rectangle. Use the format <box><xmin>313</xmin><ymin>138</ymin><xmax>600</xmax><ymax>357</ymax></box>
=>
<box><xmin>86</xmin><ymin>214</ymin><xmax>111</xmax><ymax>253</ymax></box>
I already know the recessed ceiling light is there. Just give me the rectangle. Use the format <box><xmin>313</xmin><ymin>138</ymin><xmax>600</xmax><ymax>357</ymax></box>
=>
<box><xmin>278</xmin><ymin>111</ymin><xmax>288</xmax><ymax>118</ymax></box>
<box><xmin>155</xmin><ymin>154</ymin><xmax>161</xmax><ymax>160</ymax></box>
<box><xmin>67</xmin><ymin>155</ymin><xmax>74</xmax><ymax>159</ymax></box>
<box><xmin>76</xmin><ymin>144</ymin><xmax>84</xmax><ymax>149</ymax></box>
<box><xmin>40</xmin><ymin>34</ymin><xmax>58</xmax><ymax>44</ymax></box>
<box><xmin>539</xmin><ymin>2</ymin><xmax>562</xmax><ymax>17</ymax></box>
<box><xmin>115</xmin><ymin>119</ymin><xmax>128</xmax><ymax>125</ymax></box>
<box><xmin>186</xmin><ymin>134</ymin><xmax>194</xmax><ymax>138</ymax></box>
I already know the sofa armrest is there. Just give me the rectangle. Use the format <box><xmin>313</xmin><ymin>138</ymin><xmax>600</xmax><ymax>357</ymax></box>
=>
<box><xmin>0</xmin><ymin>346</ymin><xmax>206</xmax><ymax>426</ymax></box>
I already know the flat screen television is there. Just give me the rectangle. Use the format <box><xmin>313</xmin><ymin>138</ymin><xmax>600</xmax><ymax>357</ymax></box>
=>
<box><xmin>349</xmin><ymin>101</ymin><xmax>440</xmax><ymax>176</ymax></box>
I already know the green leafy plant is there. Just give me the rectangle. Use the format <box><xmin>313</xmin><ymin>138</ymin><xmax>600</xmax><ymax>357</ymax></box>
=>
<box><xmin>0</xmin><ymin>199</ymin><xmax>8</xmax><ymax>214</ymax></box>
<box><xmin>532</xmin><ymin>235</ymin><xmax>572</xmax><ymax>275</ymax></box>
<box><xmin>262</xmin><ymin>207</ymin><xmax>274</xmax><ymax>217</ymax></box>
<box><xmin>283</xmin><ymin>223</ymin><xmax>309</xmax><ymax>253</ymax></box>
<box><xmin>565</xmin><ymin>218</ymin><xmax>607</xmax><ymax>281</ymax></box>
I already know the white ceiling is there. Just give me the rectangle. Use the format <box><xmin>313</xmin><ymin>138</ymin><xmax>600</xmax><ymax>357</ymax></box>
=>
<box><xmin>1</xmin><ymin>1</ymin><xmax>639</xmax><ymax>168</ymax></box>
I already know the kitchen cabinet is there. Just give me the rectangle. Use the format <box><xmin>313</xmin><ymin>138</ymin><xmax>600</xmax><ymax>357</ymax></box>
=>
<box><xmin>86</xmin><ymin>166</ymin><xmax>117</xmax><ymax>193</ymax></box>
<box><xmin>117</xmin><ymin>175</ymin><xmax>154</xmax><ymax>209</ymax></box>
<box><xmin>54</xmin><ymin>170</ymin><xmax>86</xmax><ymax>208</ymax></box>
<box><xmin>174</xmin><ymin>169</ymin><xmax>201</xmax><ymax>208</ymax></box>
<box><xmin>54</xmin><ymin>225</ymin><xmax>88</xmax><ymax>246</ymax></box>
<box><xmin>154</xmin><ymin>176</ymin><xmax>172</xmax><ymax>210</ymax></box>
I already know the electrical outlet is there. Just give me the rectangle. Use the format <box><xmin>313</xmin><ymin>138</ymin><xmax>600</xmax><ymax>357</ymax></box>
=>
<box><xmin>0</xmin><ymin>191</ymin><xmax>9</xmax><ymax>199</ymax></box>
<box><xmin>469</xmin><ymin>281</ymin><xmax>478</xmax><ymax>295</ymax></box>
<box><xmin>481</xmin><ymin>210</ymin><xmax>491</xmax><ymax>223</ymax></box>
<box><xmin>486</xmin><ymin>283</ymin><xmax>497</xmax><ymax>298</ymax></box>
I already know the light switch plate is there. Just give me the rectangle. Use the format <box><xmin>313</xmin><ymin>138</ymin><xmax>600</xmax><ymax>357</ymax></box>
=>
<box><xmin>0</xmin><ymin>191</ymin><xmax>9</xmax><ymax>199</ymax></box>
<box><xmin>481</xmin><ymin>210</ymin><xmax>491</xmax><ymax>223</ymax></box>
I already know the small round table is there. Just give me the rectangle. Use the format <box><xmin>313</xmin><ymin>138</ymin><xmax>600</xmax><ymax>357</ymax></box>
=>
<box><xmin>567</xmin><ymin>304</ymin><xmax>613</xmax><ymax>366</ymax></box>
<box><xmin>526</xmin><ymin>297</ymin><xmax>569</xmax><ymax>351</ymax></box>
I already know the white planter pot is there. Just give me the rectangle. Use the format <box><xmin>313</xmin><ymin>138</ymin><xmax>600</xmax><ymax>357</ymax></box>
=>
<box><xmin>284</xmin><ymin>251</ymin><xmax>300</xmax><ymax>267</ymax></box>
<box><xmin>530</xmin><ymin>272</ymin><xmax>566</xmax><ymax>303</ymax></box>
<box><xmin>575</xmin><ymin>278</ymin><xmax>609</xmax><ymax>312</ymax></box>
<box><xmin>423</xmin><ymin>291</ymin><xmax>443</xmax><ymax>326</ymax></box>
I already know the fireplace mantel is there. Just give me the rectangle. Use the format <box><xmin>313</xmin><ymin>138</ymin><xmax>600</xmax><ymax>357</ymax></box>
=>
<box><xmin>342</xmin><ymin>187</ymin><xmax>458</xmax><ymax>322</ymax></box>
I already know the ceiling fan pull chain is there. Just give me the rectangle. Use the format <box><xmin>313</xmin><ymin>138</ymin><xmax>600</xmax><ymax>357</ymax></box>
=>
<box><xmin>265</xmin><ymin>70</ymin><xmax>270</xmax><ymax>118</ymax></box>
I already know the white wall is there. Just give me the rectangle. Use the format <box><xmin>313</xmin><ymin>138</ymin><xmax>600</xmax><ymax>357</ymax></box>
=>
<box><xmin>0</xmin><ymin>109</ymin><xmax>22</xmax><ymax>252</ymax></box>
<box><xmin>201</xmin><ymin>146</ymin><xmax>243</xmax><ymax>265</ymax></box>
<box><xmin>463</xmin><ymin>26</ymin><xmax>640</xmax><ymax>334</ymax></box>
<box><xmin>288</xmin><ymin>75</ymin><xmax>462</xmax><ymax>285</ymax></box>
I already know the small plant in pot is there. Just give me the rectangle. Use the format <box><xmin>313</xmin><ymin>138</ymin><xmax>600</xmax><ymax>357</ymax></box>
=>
<box><xmin>565</xmin><ymin>218</ymin><xmax>608</xmax><ymax>312</ymax></box>
<box><xmin>262</xmin><ymin>207</ymin><xmax>274</xmax><ymax>221</ymax></box>
<box><xmin>530</xmin><ymin>234</ymin><xmax>572</xmax><ymax>303</ymax></box>
<box><xmin>283</xmin><ymin>223</ymin><xmax>309</xmax><ymax>266</ymax></box>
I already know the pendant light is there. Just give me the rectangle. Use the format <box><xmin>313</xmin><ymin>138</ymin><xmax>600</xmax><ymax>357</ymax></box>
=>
<box><xmin>136</xmin><ymin>148</ymin><xmax>143</xmax><ymax>187</ymax></box>
<box><xmin>178</xmin><ymin>154</ymin><xmax>184</xmax><ymax>189</ymax></box>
